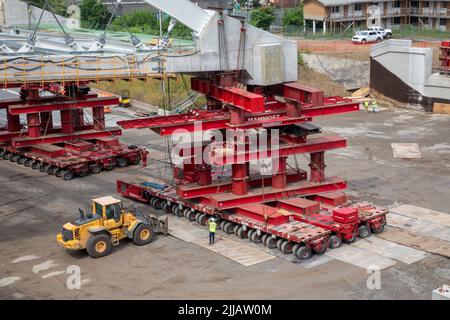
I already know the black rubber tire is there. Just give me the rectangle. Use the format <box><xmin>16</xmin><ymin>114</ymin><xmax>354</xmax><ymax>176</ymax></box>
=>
<box><xmin>237</xmin><ymin>226</ymin><xmax>247</xmax><ymax>239</ymax></box>
<box><xmin>233</xmin><ymin>224</ymin><xmax>240</xmax><ymax>235</ymax></box>
<box><xmin>196</xmin><ymin>213</ymin><xmax>204</xmax><ymax>225</ymax></box>
<box><xmin>153</xmin><ymin>199</ymin><xmax>162</xmax><ymax>210</ymax></box>
<box><xmin>183</xmin><ymin>208</ymin><xmax>191</xmax><ymax>218</ymax></box>
<box><xmin>250</xmin><ymin>230</ymin><xmax>262</xmax><ymax>243</ymax></box>
<box><xmin>116</xmin><ymin>157</ymin><xmax>128</xmax><ymax>167</ymax></box>
<box><xmin>131</xmin><ymin>157</ymin><xmax>141</xmax><ymax>165</ymax></box>
<box><xmin>295</xmin><ymin>245</ymin><xmax>312</xmax><ymax>260</ymax></box>
<box><xmin>187</xmin><ymin>210</ymin><xmax>196</xmax><ymax>222</ymax></box>
<box><xmin>223</xmin><ymin>222</ymin><xmax>234</xmax><ymax>234</ymax></box>
<box><xmin>292</xmin><ymin>243</ymin><xmax>301</xmax><ymax>256</ymax></box>
<box><xmin>3</xmin><ymin>152</ymin><xmax>11</xmax><ymax>160</ymax></box>
<box><xmin>86</xmin><ymin>234</ymin><xmax>112</xmax><ymax>258</ymax></box>
<box><xmin>78</xmin><ymin>170</ymin><xmax>89</xmax><ymax>177</ymax></box>
<box><xmin>247</xmin><ymin>229</ymin><xmax>255</xmax><ymax>240</ymax></box>
<box><xmin>55</xmin><ymin>168</ymin><xmax>64</xmax><ymax>177</ymax></box>
<box><xmin>329</xmin><ymin>235</ymin><xmax>342</xmax><ymax>249</ymax></box>
<box><xmin>276</xmin><ymin>238</ymin><xmax>284</xmax><ymax>251</ymax></box>
<box><xmin>46</xmin><ymin>166</ymin><xmax>56</xmax><ymax>175</ymax></box>
<box><xmin>31</xmin><ymin>161</ymin><xmax>39</xmax><ymax>170</ymax></box>
<box><xmin>343</xmin><ymin>233</ymin><xmax>356</xmax><ymax>243</ymax></box>
<box><xmin>89</xmin><ymin>164</ymin><xmax>101</xmax><ymax>174</ymax></box>
<box><xmin>133</xmin><ymin>223</ymin><xmax>154</xmax><ymax>246</ymax></box>
<box><xmin>62</xmin><ymin>170</ymin><xmax>74</xmax><ymax>181</ymax></box>
<box><xmin>362</xmin><ymin>39</ymin><xmax>366</xmax><ymax>44</ymax></box>
<box><xmin>280</xmin><ymin>240</ymin><xmax>294</xmax><ymax>254</ymax></box>
<box><xmin>24</xmin><ymin>158</ymin><xmax>33</xmax><ymax>167</ymax></box>
<box><xmin>105</xmin><ymin>163</ymin><xmax>115</xmax><ymax>171</ymax></box>
<box><xmin>261</xmin><ymin>233</ymin><xmax>269</xmax><ymax>245</ymax></box>
<box><xmin>371</xmin><ymin>224</ymin><xmax>385</xmax><ymax>234</ymax></box>
<box><xmin>17</xmin><ymin>156</ymin><xmax>26</xmax><ymax>165</ymax></box>
<box><xmin>149</xmin><ymin>197</ymin><xmax>156</xmax><ymax>208</ymax></box>
<box><xmin>359</xmin><ymin>225</ymin><xmax>371</xmax><ymax>238</ymax></box>
<box><xmin>10</xmin><ymin>154</ymin><xmax>19</xmax><ymax>162</ymax></box>
<box><xmin>0</xmin><ymin>150</ymin><xmax>4</xmax><ymax>158</ymax></box>
<box><xmin>266</xmin><ymin>236</ymin><xmax>278</xmax><ymax>249</ymax></box>
<box><xmin>220</xmin><ymin>220</ymin><xmax>227</xmax><ymax>230</ymax></box>
<box><xmin>199</xmin><ymin>214</ymin><xmax>208</xmax><ymax>225</ymax></box>
<box><xmin>39</xmin><ymin>163</ymin><xmax>48</xmax><ymax>172</ymax></box>
<box><xmin>161</xmin><ymin>201</ymin><xmax>169</xmax><ymax>213</ymax></box>
<box><xmin>174</xmin><ymin>206</ymin><xmax>184</xmax><ymax>218</ymax></box>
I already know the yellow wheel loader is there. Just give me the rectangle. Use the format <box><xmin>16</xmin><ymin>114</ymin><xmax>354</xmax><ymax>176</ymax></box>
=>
<box><xmin>56</xmin><ymin>196</ymin><xmax>168</xmax><ymax>258</ymax></box>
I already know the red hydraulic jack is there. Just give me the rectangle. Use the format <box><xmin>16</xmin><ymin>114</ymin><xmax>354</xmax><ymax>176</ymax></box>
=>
<box><xmin>117</xmin><ymin>74</ymin><xmax>387</xmax><ymax>261</ymax></box>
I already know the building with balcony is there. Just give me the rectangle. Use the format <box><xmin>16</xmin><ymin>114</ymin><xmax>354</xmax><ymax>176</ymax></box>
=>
<box><xmin>303</xmin><ymin>0</ymin><xmax>450</xmax><ymax>33</ymax></box>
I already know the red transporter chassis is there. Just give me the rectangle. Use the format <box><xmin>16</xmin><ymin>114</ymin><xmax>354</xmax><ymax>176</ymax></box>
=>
<box><xmin>115</xmin><ymin>77</ymin><xmax>388</xmax><ymax>261</ymax></box>
<box><xmin>1</xmin><ymin>138</ymin><xmax>147</xmax><ymax>180</ymax></box>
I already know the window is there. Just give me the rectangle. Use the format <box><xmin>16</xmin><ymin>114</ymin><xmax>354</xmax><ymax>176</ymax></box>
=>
<box><xmin>393</xmin><ymin>17</ymin><xmax>401</xmax><ymax>24</ymax></box>
<box><xmin>441</xmin><ymin>19</ymin><xmax>447</xmax><ymax>26</ymax></box>
<box><xmin>354</xmin><ymin>3</ymin><xmax>362</xmax><ymax>11</ymax></box>
<box><xmin>331</xmin><ymin>6</ymin><xmax>340</xmax><ymax>13</ymax></box>
<box><xmin>105</xmin><ymin>204</ymin><xmax>121</xmax><ymax>222</ymax></box>
<box><xmin>394</xmin><ymin>1</ymin><xmax>401</xmax><ymax>8</ymax></box>
<box><xmin>411</xmin><ymin>1</ymin><xmax>419</xmax><ymax>8</ymax></box>
<box><xmin>94</xmin><ymin>202</ymin><xmax>103</xmax><ymax>216</ymax></box>
<box><xmin>423</xmin><ymin>1</ymin><xmax>430</xmax><ymax>8</ymax></box>
<box><xmin>369</xmin><ymin>31</ymin><xmax>377</xmax><ymax>35</ymax></box>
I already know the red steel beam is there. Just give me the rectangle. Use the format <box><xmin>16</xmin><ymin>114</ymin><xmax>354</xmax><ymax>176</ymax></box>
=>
<box><xmin>191</xmin><ymin>78</ymin><xmax>265</xmax><ymax>113</ymax></box>
<box><xmin>208</xmin><ymin>136</ymin><xmax>347</xmax><ymax>166</ymax></box>
<box><xmin>0</xmin><ymin>94</ymin><xmax>99</xmax><ymax>109</ymax></box>
<box><xmin>0</xmin><ymin>125</ymin><xmax>96</xmax><ymax>142</ymax></box>
<box><xmin>8</xmin><ymin>97</ymin><xmax>118</xmax><ymax>115</ymax></box>
<box><xmin>11</xmin><ymin>129</ymin><xmax>122</xmax><ymax>147</ymax></box>
<box><xmin>206</xmin><ymin>177</ymin><xmax>347</xmax><ymax>209</ymax></box>
<box><xmin>284</xmin><ymin>83</ymin><xmax>325</xmax><ymax>106</ymax></box>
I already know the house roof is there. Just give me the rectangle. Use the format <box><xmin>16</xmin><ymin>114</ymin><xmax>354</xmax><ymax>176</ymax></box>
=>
<box><xmin>316</xmin><ymin>0</ymin><xmax>375</xmax><ymax>6</ymax></box>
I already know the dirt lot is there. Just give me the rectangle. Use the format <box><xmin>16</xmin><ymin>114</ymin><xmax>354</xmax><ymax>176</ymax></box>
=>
<box><xmin>0</xmin><ymin>105</ymin><xmax>449</xmax><ymax>300</ymax></box>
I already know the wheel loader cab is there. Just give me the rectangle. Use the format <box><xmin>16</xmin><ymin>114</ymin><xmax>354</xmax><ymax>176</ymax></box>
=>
<box><xmin>92</xmin><ymin>196</ymin><xmax>124</xmax><ymax>228</ymax></box>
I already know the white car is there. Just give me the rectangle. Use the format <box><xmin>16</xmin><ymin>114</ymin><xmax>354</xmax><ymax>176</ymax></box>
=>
<box><xmin>352</xmin><ymin>30</ymin><xmax>382</xmax><ymax>44</ymax></box>
<box><xmin>367</xmin><ymin>26</ymin><xmax>392</xmax><ymax>39</ymax></box>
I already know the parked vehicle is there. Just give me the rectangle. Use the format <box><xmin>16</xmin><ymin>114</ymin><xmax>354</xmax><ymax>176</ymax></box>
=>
<box><xmin>367</xmin><ymin>26</ymin><xmax>392</xmax><ymax>39</ymax></box>
<box><xmin>352</xmin><ymin>30</ymin><xmax>382</xmax><ymax>44</ymax></box>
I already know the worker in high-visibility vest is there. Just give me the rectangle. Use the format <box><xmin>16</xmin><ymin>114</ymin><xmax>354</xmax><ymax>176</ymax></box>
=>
<box><xmin>371</xmin><ymin>99</ymin><xmax>378</xmax><ymax>112</ymax></box>
<box><xmin>363</xmin><ymin>100</ymin><xmax>370</xmax><ymax>112</ymax></box>
<box><xmin>208</xmin><ymin>217</ymin><xmax>217</xmax><ymax>245</ymax></box>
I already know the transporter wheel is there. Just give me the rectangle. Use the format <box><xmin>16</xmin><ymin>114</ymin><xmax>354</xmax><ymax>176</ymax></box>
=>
<box><xmin>371</xmin><ymin>224</ymin><xmax>385</xmax><ymax>234</ymax></box>
<box><xmin>149</xmin><ymin>197</ymin><xmax>156</xmax><ymax>208</ymax></box>
<box><xmin>133</xmin><ymin>223</ymin><xmax>154</xmax><ymax>246</ymax></box>
<box><xmin>223</xmin><ymin>222</ymin><xmax>234</xmax><ymax>234</ymax></box>
<box><xmin>105</xmin><ymin>163</ymin><xmax>115</xmax><ymax>171</ymax></box>
<box><xmin>183</xmin><ymin>208</ymin><xmax>191</xmax><ymax>218</ymax></box>
<box><xmin>247</xmin><ymin>229</ymin><xmax>255</xmax><ymax>240</ymax></box>
<box><xmin>313</xmin><ymin>243</ymin><xmax>327</xmax><ymax>254</ymax></box>
<box><xmin>220</xmin><ymin>220</ymin><xmax>227</xmax><ymax>230</ymax></box>
<box><xmin>10</xmin><ymin>154</ymin><xmax>19</xmax><ymax>162</ymax></box>
<box><xmin>292</xmin><ymin>243</ymin><xmax>301</xmax><ymax>256</ymax></box>
<box><xmin>39</xmin><ymin>163</ymin><xmax>48</xmax><ymax>172</ymax></box>
<box><xmin>86</xmin><ymin>234</ymin><xmax>112</xmax><ymax>258</ymax></box>
<box><xmin>187</xmin><ymin>210</ymin><xmax>196</xmax><ymax>222</ymax></box>
<box><xmin>266</xmin><ymin>236</ymin><xmax>278</xmax><ymax>249</ymax></box>
<box><xmin>280</xmin><ymin>240</ymin><xmax>294</xmax><ymax>254</ymax></box>
<box><xmin>343</xmin><ymin>233</ymin><xmax>356</xmax><ymax>243</ymax></box>
<box><xmin>250</xmin><ymin>230</ymin><xmax>262</xmax><ymax>244</ymax></box>
<box><xmin>55</xmin><ymin>168</ymin><xmax>64</xmax><ymax>178</ymax></box>
<box><xmin>24</xmin><ymin>158</ymin><xmax>33</xmax><ymax>167</ymax></box>
<box><xmin>131</xmin><ymin>157</ymin><xmax>141</xmax><ymax>165</ymax></box>
<box><xmin>116</xmin><ymin>157</ymin><xmax>128</xmax><ymax>168</ymax></box>
<box><xmin>89</xmin><ymin>164</ymin><xmax>101</xmax><ymax>174</ymax></box>
<box><xmin>31</xmin><ymin>161</ymin><xmax>39</xmax><ymax>170</ymax></box>
<box><xmin>261</xmin><ymin>233</ymin><xmax>269</xmax><ymax>245</ymax></box>
<box><xmin>62</xmin><ymin>170</ymin><xmax>74</xmax><ymax>181</ymax></box>
<box><xmin>153</xmin><ymin>199</ymin><xmax>162</xmax><ymax>210</ymax></box>
<box><xmin>46</xmin><ymin>165</ymin><xmax>56</xmax><ymax>175</ymax></box>
<box><xmin>2</xmin><ymin>152</ymin><xmax>11</xmax><ymax>160</ymax></box>
<box><xmin>17</xmin><ymin>156</ymin><xmax>26</xmax><ymax>165</ymax></box>
<box><xmin>276</xmin><ymin>238</ymin><xmax>284</xmax><ymax>251</ymax></box>
<box><xmin>195</xmin><ymin>212</ymin><xmax>203</xmax><ymax>224</ymax></box>
<box><xmin>174</xmin><ymin>207</ymin><xmax>184</xmax><ymax>218</ymax></box>
<box><xmin>199</xmin><ymin>214</ymin><xmax>209</xmax><ymax>225</ymax></box>
<box><xmin>237</xmin><ymin>226</ymin><xmax>247</xmax><ymax>239</ymax></box>
<box><xmin>294</xmin><ymin>245</ymin><xmax>312</xmax><ymax>260</ymax></box>
<box><xmin>358</xmin><ymin>225</ymin><xmax>371</xmax><ymax>238</ymax></box>
<box><xmin>161</xmin><ymin>201</ymin><xmax>169</xmax><ymax>213</ymax></box>
<box><xmin>233</xmin><ymin>224</ymin><xmax>240</xmax><ymax>235</ymax></box>
<box><xmin>329</xmin><ymin>235</ymin><xmax>343</xmax><ymax>249</ymax></box>
<box><xmin>0</xmin><ymin>150</ymin><xmax>4</xmax><ymax>158</ymax></box>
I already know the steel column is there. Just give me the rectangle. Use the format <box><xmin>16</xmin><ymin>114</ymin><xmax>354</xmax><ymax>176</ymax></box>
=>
<box><xmin>92</xmin><ymin>106</ymin><xmax>105</xmax><ymax>131</ymax></box>
<box><xmin>6</xmin><ymin>110</ymin><xmax>21</xmax><ymax>132</ymax></box>
<box><xmin>60</xmin><ymin>110</ymin><xmax>74</xmax><ymax>134</ymax></box>
<box><xmin>272</xmin><ymin>156</ymin><xmax>287</xmax><ymax>189</ymax></box>
<box><xmin>40</xmin><ymin>112</ymin><xmax>53</xmax><ymax>130</ymax></box>
<box><xmin>310</xmin><ymin>151</ymin><xmax>326</xmax><ymax>183</ymax></box>
<box><xmin>26</xmin><ymin>113</ymin><xmax>41</xmax><ymax>138</ymax></box>
<box><xmin>232</xmin><ymin>163</ymin><xmax>248</xmax><ymax>195</ymax></box>
<box><xmin>196</xmin><ymin>164</ymin><xmax>212</xmax><ymax>186</ymax></box>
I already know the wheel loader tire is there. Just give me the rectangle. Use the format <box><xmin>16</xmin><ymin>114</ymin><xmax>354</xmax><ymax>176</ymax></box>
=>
<box><xmin>133</xmin><ymin>223</ymin><xmax>154</xmax><ymax>246</ymax></box>
<box><xmin>86</xmin><ymin>234</ymin><xmax>112</xmax><ymax>258</ymax></box>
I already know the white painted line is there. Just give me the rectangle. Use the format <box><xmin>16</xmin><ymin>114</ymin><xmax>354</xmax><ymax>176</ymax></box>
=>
<box><xmin>12</xmin><ymin>255</ymin><xmax>40</xmax><ymax>264</ymax></box>
<box><xmin>0</xmin><ymin>276</ymin><xmax>21</xmax><ymax>287</ymax></box>
<box><xmin>391</xmin><ymin>143</ymin><xmax>422</xmax><ymax>159</ymax></box>
<box><xmin>390</xmin><ymin>204</ymin><xmax>450</xmax><ymax>228</ymax></box>
<box><xmin>169</xmin><ymin>218</ymin><xmax>275</xmax><ymax>267</ymax></box>
<box><xmin>32</xmin><ymin>260</ymin><xmax>59</xmax><ymax>274</ymax></box>
<box><xmin>351</xmin><ymin>236</ymin><xmax>427</xmax><ymax>264</ymax></box>
<box><xmin>325</xmin><ymin>245</ymin><xmax>396</xmax><ymax>270</ymax></box>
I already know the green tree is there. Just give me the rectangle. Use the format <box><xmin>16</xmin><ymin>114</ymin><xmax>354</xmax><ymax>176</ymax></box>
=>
<box><xmin>250</xmin><ymin>6</ymin><xmax>275</xmax><ymax>31</ymax></box>
<box><xmin>79</xmin><ymin>0</ymin><xmax>111</xmax><ymax>29</ymax></box>
<box><xmin>24</xmin><ymin>0</ymin><xmax>68</xmax><ymax>17</ymax></box>
<box><xmin>282</xmin><ymin>4</ymin><xmax>304</xmax><ymax>27</ymax></box>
